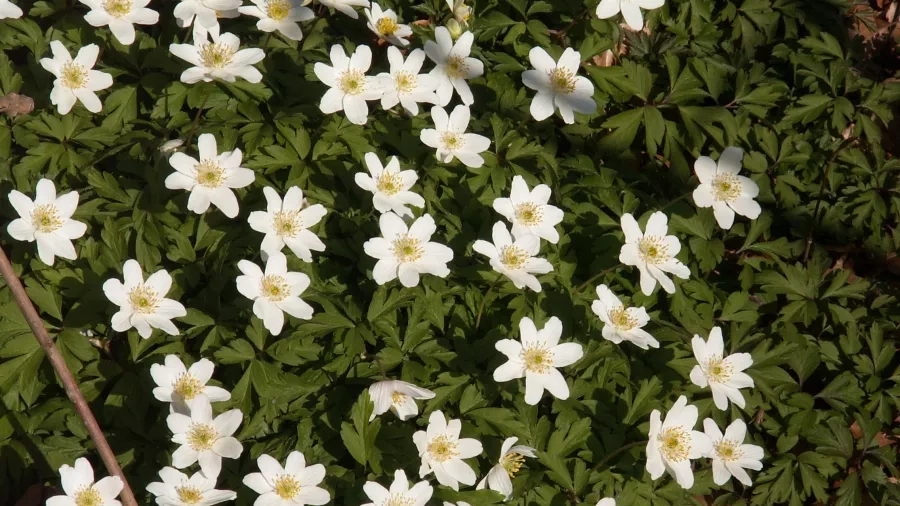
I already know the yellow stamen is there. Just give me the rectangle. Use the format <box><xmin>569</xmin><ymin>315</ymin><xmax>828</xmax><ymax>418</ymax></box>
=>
<box><xmin>427</xmin><ymin>434</ymin><xmax>459</xmax><ymax>462</ymax></box>
<box><xmin>31</xmin><ymin>204</ymin><xmax>64</xmax><ymax>233</ymax></box>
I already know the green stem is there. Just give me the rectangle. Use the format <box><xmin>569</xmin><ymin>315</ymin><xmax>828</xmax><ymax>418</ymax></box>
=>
<box><xmin>573</xmin><ymin>262</ymin><xmax>623</xmax><ymax>295</ymax></box>
<box><xmin>185</xmin><ymin>87</ymin><xmax>213</xmax><ymax>148</ymax></box>
<box><xmin>474</xmin><ymin>273</ymin><xmax>503</xmax><ymax>330</ymax></box>
<box><xmin>592</xmin><ymin>440</ymin><xmax>645</xmax><ymax>471</ymax></box>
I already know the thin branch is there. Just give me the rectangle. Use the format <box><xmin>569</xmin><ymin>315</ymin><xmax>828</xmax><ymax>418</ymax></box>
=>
<box><xmin>474</xmin><ymin>273</ymin><xmax>503</xmax><ymax>330</ymax></box>
<box><xmin>802</xmin><ymin>137</ymin><xmax>858</xmax><ymax>262</ymax></box>
<box><xmin>184</xmin><ymin>86</ymin><xmax>213</xmax><ymax>149</ymax></box>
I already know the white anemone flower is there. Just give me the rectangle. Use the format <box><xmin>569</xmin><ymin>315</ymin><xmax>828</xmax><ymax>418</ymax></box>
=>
<box><xmin>365</xmin><ymin>2</ymin><xmax>412</xmax><ymax>46</ymax></box>
<box><xmin>168</xmin><ymin>396</ymin><xmax>243</xmax><ymax>479</ymax></box>
<box><xmin>493</xmin><ymin>316</ymin><xmax>583</xmax><ymax>405</ymax></box>
<box><xmin>242</xmin><ymin>452</ymin><xmax>330</xmax><ymax>506</ymax></box>
<box><xmin>412</xmin><ymin>410</ymin><xmax>483</xmax><ymax>491</ymax></box>
<box><xmin>173</xmin><ymin>0</ymin><xmax>242</xmax><ymax>28</ymax></box>
<box><xmin>702</xmin><ymin>418</ymin><xmax>764</xmax><ymax>486</ymax></box>
<box><xmin>236</xmin><ymin>251</ymin><xmax>315</xmax><ymax>336</ymax></box>
<box><xmin>169</xmin><ymin>31</ymin><xmax>265</xmax><ymax>84</ymax></box>
<box><xmin>473</xmin><ymin>221</ymin><xmax>553</xmax><ymax>292</ymax></box>
<box><xmin>146</xmin><ymin>467</ymin><xmax>237</xmax><ymax>506</ymax></box>
<box><xmin>363</xmin><ymin>469</ymin><xmax>432</xmax><ymax>506</ymax></box>
<box><xmin>0</xmin><ymin>0</ymin><xmax>23</xmax><ymax>19</ymax></box>
<box><xmin>6</xmin><ymin>179</ymin><xmax>87</xmax><ymax>266</ymax></box>
<box><xmin>591</xmin><ymin>284</ymin><xmax>658</xmax><ymax>350</ymax></box>
<box><xmin>492</xmin><ymin>175</ymin><xmax>564</xmax><ymax>243</ymax></box>
<box><xmin>689</xmin><ymin>326</ymin><xmax>754</xmax><ymax>410</ymax></box>
<box><xmin>618</xmin><ymin>212</ymin><xmax>690</xmax><ymax>296</ymax></box>
<box><xmin>522</xmin><ymin>47</ymin><xmax>595</xmax><ymax>124</ymax></box>
<box><xmin>39</xmin><ymin>41</ymin><xmax>113</xmax><ymax>115</ymax></box>
<box><xmin>316</xmin><ymin>0</ymin><xmax>369</xmax><ymax>19</ymax></box>
<box><xmin>595</xmin><ymin>0</ymin><xmax>665</xmax><ymax>31</ymax></box>
<box><xmin>446</xmin><ymin>0</ymin><xmax>471</xmax><ymax>23</ymax></box>
<box><xmin>150</xmin><ymin>355</ymin><xmax>231</xmax><ymax>410</ymax></box>
<box><xmin>314</xmin><ymin>44</ymin><xmax>382</xmax><ymax>125</ymax></box>
<box><xmin>377</xmin><ymin>47</ymin><xmax>439</xmax><ymax>116</ymax></box>
<box><xmin>419</xmin><ymin>105</ymin><xmax>491</xmax><ymax>168</ymax></box>
<box><xmin>248</xmin><ymin>186</ymin><xmax>327</xmax><ymax>261</ymax></box>
<box><xmin>596</xmin><ymin>499</ymin><xmax>615</xmax><ymax>506</ymax></box>
<box><xmin>47</xmin><ymin>458</ymin><xmax>122</xmax><ymax>506</ymax></box>
<box><xmin>355</xmin><ymin>152</ymin><xmax>424</xmax><ymax>218</ymax></box>
<box><xmin>103</xmin><ymin>260</ymin><xmax>187</xmax><ymax>339</ymax></box>
<box><xmin>165</xmin><ymin>133</ymin><xmax>256</xmax><ymax>218</ymax></box>
<box><xmin>646</xmin><ymin>395</ymin><xmax>712</xmax><ymax>490</ymax></box>
<box><xmin>424</xmin><ymin>26</ymin><xmax>483</xmax><ymax>106</ymax></box>
<box><xmin>476</xmin><ymin>437</ymin><xmax>536</xmax><ymax>500</ymax></box>
<box><xmin>693</xmin><ymin>147</ymin><xmax>761</xmax><ymax>230</ymax></box>
<box><xmin>363</xmin><ymin>212</ymin><xmax>453</xmax><ymax>288</ymax></box>
<box><xmin>79</xmin><ymin>0</ymin><xmax>159</xmax><ymax>45</ymax></box>
<box><xmin>368</xmin><ymin>380</ymin><xmax>435</xmax><ymax>421</ymax></box>
<box><xmin>238</xmin><ymin>0</ymin><xmax>314</xmax><ymax>41</ymax></box>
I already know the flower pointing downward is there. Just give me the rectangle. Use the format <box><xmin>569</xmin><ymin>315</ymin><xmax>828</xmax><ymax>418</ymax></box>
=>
<box><xmin>689</xmin><ymin>326</ymin><xmax>754</xmax><ymax>410</ymax></box>
<box><xmin>7</xmin><ymin>179</ymin><xmax>87</xmax><ymax>266</ymax></box>
<box><xmin>476</xmin><ymin>437</ymin><xmax>536</xmax><ymax>500</ymax></box>
<box><xmin>103</xmin><ymin>260</ymin><xmax>187</xmax><ymax>339</ymax></box>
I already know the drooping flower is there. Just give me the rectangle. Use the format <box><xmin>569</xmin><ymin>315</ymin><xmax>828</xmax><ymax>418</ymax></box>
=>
<box><xmin>79</xmin><ymin>0</ymin><xmax>159</xmax><ymax>45</ymax></box>
<box><xmin>364</xmin><ymin>2</ymin><xmax>412</xmax><ymax>46</ymax></box>
<box><xmin>595</xmin><ymin>0</ymin><xmax>665</xmax><ymax>31</ymax></box>
<box><xmin>236</xmin><ymin>251</ymin><xmax>315</xmax><ymax>336</ymax></box>
<box><xmin>424</xmin><ymin>26</ymin><xmax>483</xmax><ymax>106</ymax></box>
<box><xmin>168</xmin><ymin>396</ymin><xmax>243</xmax><ymax>479</ymax></box>
<box><xmin>248</xmin><ymin>186</ymin><xmax>327</xmax><ymax>261</ymax></box>
<box><xmin>702</xmin><ymin>418</ymin><xmax>764</xmax><ymax>486</ymax></box>
<box><xmin>522</xmin><ymin>47</ymin><xmax>595</xmax><ymax>124</ymax></box>
<box><xmin>0</xmin><ymin>0</ymin><xmax>23</xmax><ymax>19</ymax></box>
<box><xmin>419</xmin><ymin>105</ymin><xmax>490</xmax><ymax>168</ymax></box>
<box><xmin>238</xmin><ymin>0</ymin><xmax>314</xmax><ymax>41</ymax></box>
<box><xmin>492</xmin><ymin>175</ymin><xmax>564</xmax><ymax>243</ymax></box>
<box><xmin>368</xmin><ymin>380</ymin><xmax>435</xmax><ymax>421</ymax></box>
<box><xmin>6</xmin><ymin>179</ymin><xmax>87</xmax><ymax>266</ymax></box>
<box><xmin>169</xmin><ymin>31</ymin><xmax>265</xmax><ymax>84</ymax></box>
<box><xmin>314</xmin><ymin>44</ymin><xmax>382</xmax><ymax>125</ymax></box>
<box><xmin>591</xmin><ymin>284</ymin><xmax>658</xmax><ymax>349</ymax></box>
<box><xmin>689</xmin><ymin>326</ymin><xmax>754</xmax><ymax>410</ymax></box>
<box><xmin>618</xmin><ymin>212</ymin><xmax>690</xmax><ymax>296</ymax></box>
<box><xmin>150</xmin><ymin>355</ymin><xmax>231</xmax><ymax>410</ymax></box>
<box><xmin>377</xmin><ymin>47</ymin><xmax>439</xmax><ymax>116</ymax></box>
<box><xmin>693</xmin><ymin>147</ymin><xmax>761</xmax><ymax>230</ymax></box>
<box><xmin>363</xmin><ymin>212</ymin><xmax>453</xmax><ymax>288</ymax></box>
<box><xmin>146</xmin><ymin>467</ymin><xmax>237</xmax><ymax>506</ymax></box>
<box><xmin>363</xmin><ymin>469</ymin><xmax>432</xmax><ymax>506</ymax></box>
<box><xmin>46</xmin><ymin>458</ymin><xmax>123</xmax><ymax>506</ymax></box>
<box><xmin>412</xmin><ymin>410</ymin><xmax>483</xmax><ymax>491</ymax></box>
<box><xmin>103</xmin><ymin>260</ymin><xmax>187</xmax><ymax>339</ymax></box>
<box><xmin>173</xmin><ymin>0</ymin><xmax>242</xmax><ymax>29</ymax></box>
<box><xmin>493</xmin><ymin>316</ymin><xmax>583</xmax><ymax>405</ymax></box>
<box><xmin>472</xmin><ymin>221</ymin><xmax>553</xmax><ymax>292</ymax></box>
<box><xmin>476</xmin><ymin>437</ymin><xmax>536</xmax><ymax>500</ymax></box>
<box><xmin>242</xmin><ymin>452</ymin><xmax>330</xmax><ymax>506</ymax></box>
<box><xmin>355</xmin><ymin>152</ymin><xmax>425</xmax><ymax>218</ymax></box>
<box><xmin>39</xmin><ymin>41</ymin><xmax>113</xmax><ymax>115</ymax></box>
<box><xmin>645</xmin><ymin>395</ymin><xmax>712</xmax><ymax>490</ymax></box>
<box><xmin>316</xmin><ymin>0</ymin><xmax>369</xmax><ymax>19</ymax></box>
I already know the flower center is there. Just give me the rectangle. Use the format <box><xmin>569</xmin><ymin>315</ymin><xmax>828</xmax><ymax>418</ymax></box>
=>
<box><xmin>187</xmin><ymin>423</ymin><xmax>217</xmax><ymax>451</ymax></box>
<box><xmin>391</xmin><ymin>235</ymin><xmax>423</xmax><ymax>263</ymax></box>
<box><xmin>715</xmin><ymin>439</ymin><xmax>743</xmax><ymax>462</ymax></box>
<box><xmin>521</xmin><ymin>344</ymin><xmax>553</xmax><ymax>374</ymax></box>
<box><xmin>265</xmin><ymin>0</ymin><xmax>291</xmax><ymax>20</ymax></box>
<box><xmin>74</xmin><ymin>487</ymin><xmax>103</xmax><ymax>506</ymax></box>
<box><xmin>391</xmin><ymin>391</ymin><xmax>407</xmax><ymax>406</ymax></box>
<box><xmin>383</xmin><ymin>494</ymin><xmax>415</xmax><ymax>506</ymax></box>
<box><xmin>338</xmin><ymin>69</ymin><xmax>366</xmax><ymax>95</ymax></box>
<box><xmin>273</xmin><ymin>474</ymin><xmax>301</xmax><ymax>499</ymax></box>
<box><xmin>446</xmin><ymin>55</ymin><xmax>469</xmax><ymax>79</ymax></box>
<box><xmin>173</xmin><ymin>373</ymin><xmax>203</xmax><ymax>400</ymax></box>
<box><xmin>30</xmin><ymin>204</ymin><xmax>63</xmax><ymax>233</ymax></box>
<box><xmin>376</xmin><ymin>16</ymin><xmax>399</xmax><ymax>35</ymax></box>
<box><xmin>196</xmin><ymin>159</ymin><xmax>226</xmax><ymax>188</ymax></box>
<box><xmin>175</xmin><ymin>486</ymin><xmax>203</xmax><ymax>504</ymax></box>
<box><xmin>638</xmin><ymin>236</ymin><xmax>669</xmax><ymax>264</ymax></box>
<box><xmin>261</xmin><ymin>275</ymin><xmax>290</xmax><ymax>302</ymax></box>
<box><xmin>427</xmin><ymin>434</ymin><xmax>459</xmax><ymax>462</ymax></box>
<box><xmin>440</xmin><ymin>131</ymin><xmax>464</xmax><ymax>151</ymax></box>
<box><xmin>61</xmin><ymin>62</ymin><xmax>88</xmax><ymax>89</ymax></box>
<box><xmin>500</xmin><ymin>452</ymin><xmax>525</xmax><ymax>476</ymax></box>
<box><xmin>103</xmin><ymin>0</ymin><xmax>132</xmax><ymax>17</ymax></box>
<box><xmin>706</xmin><ymin>355</ymin><xmax>733</xmax><ymax>383</ymax></box>
<box><xmin>514</xmin><ymin>202</ymin><xmax>542</xmax><ymax>226</ymax></box>
<box><xmin>199</xmin><ymin>42</ymin><xmax>235</xmax><ymax>69</ymax></box>
<box><xmin>658</xmin><ymin>426</ymin><xmax>690</xmax><ymax>462</ymax></box>
<box><xmin>608</xmin><ymin>306</ymin><xmax>638</xmax><ymax>331</ymax></box>
<box><xmin>393</xmin><ymin>71</ymin><xmax>416</xmax><ymax>93</ymax></box>
<box><xmin>499</xmin><ymin>245</ymin><xmax>529</xmax><ymax>270</ymax></box>
<box><xmin>376</xmin><ymin>172</ymin><xmax>403</xmax><ymax>195</ymax></box>
<box><xmin>272</xmin><ymin>210</ymin><xmax>301</xmax><ymax>237</ymax></box>
<box><xmin>549</xmin><ymin>67</ymin><xmax>576</xmax><ymax>95</ymax></box>
<box><xmin>712</xmin><ymin>173</ymin><xmax>742</xmax><ymax>203</ymax></box>
<box><xmin>128</xmin><ymin>285</ymin><xmax>160</xmax><ymax>314</ymax></box>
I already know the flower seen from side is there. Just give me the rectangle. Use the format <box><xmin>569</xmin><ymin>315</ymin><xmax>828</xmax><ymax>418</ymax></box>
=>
<box><xmin>591</xmin><ymin>284</ymin><xmax>658</xmax><ymax>349</ymax></box>
<box><xmin>618</xmin><ymin>211</ymin><xmax>690</xmax><ymax>295</ymax></box>
<box><xmin>363</xmin><ymin>212</ymin><xmax>453</xmax><ymax>288</ymax></box>
<box><xmin>476</xmin><ymin>437</ymin><xmax>537</xmax><ymax>500</ymax></box>
<box><xmin>473</xmin><ymin>221</ymin><xmax>553</xmax><ymax>292</ymax></box>
<box><xmin>368</xmin><ymin>380</ymin><xmax>435</xmax><ymax>421</ymax></box>
<box><xmin>693</xmin><ymin>147</ymin><xmax>761</xmax><ymax>230</ymax></box>
<box><xmin>236</xmin><ymin>251</ymin><xmax>315</xmax><ymax>335</ymax></box>
<box><xmin>412</xmin><ymin>410</ymin><xmax>483</xmax><ymax>491</ymax></box>
<box><xmin>689</xmin><ymin>326</ymin><xmax>754</xmax><ymax>410</ymax></box>
<box><xmin>103</xmin><ymin>259</ymin><xmax>187</xmax><ymax>339</ymax></box>
<box><xmin>40</xmin><ymin>41</ymin><xmax>113</xmax><ymax>114</ymax></box>
<box><xmin>6</xmin><ymin>179</ymin><xmax>87</xmax><ymax>266</ymax></box>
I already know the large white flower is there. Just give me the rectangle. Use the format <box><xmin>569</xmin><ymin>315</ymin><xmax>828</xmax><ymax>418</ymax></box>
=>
<box><xmin>314</xmin><ymin>44</ymin><xmax>382</xmax><ymax>125</ymax></box>
<box><xmin>689</xmin><ymin>326</ymin><xmax>754</xmax><ymax>410</ymax></box>
<box><xmin>368</xmin><ymin>380</ymin><xmax>435</xmax><ymax>421</ymax></box>
<box><xmin>424</xmin><ymin>27</ymin><xmax>483</xmax><ymax>106</ymax></box>
<box><xmin>47</xmin><ymin>458</ymin><xmax>123</xmax><ymax>506</ymax></box>
<box><xmin>702</xmin><ymin>418</ymin><xmax>764</xmax><ymax>486</ymax></box>
<box><xmin>363</xmin><ymin>212</ymin><xmax>453</xmax><ymax>288</ymax></box>
<box><xmin>248</xmin><ymin>186</ymin><xmax>327</xmax><ymax>261</ymax></box>
<box><xmin>165</xmin><ymin>133</ymin><xmax>256</xmax><ymax>218</ymax></box>
<box><xmin>473</xmin><ymin>221</ymin><xmax>553</xmax><ymax>292</ymax></box>
<box><xmin>79</xmin><ymin>0</ymin><xmax>159</xmax><ymax>45</ymax></box>
<box><xmin>150</xmin><ymin>355</ymin><xmax>231</xmax><ymax>411</ymax></box>
<box><xmin>377</xmin><ymin>47</ymin><xmax>438</xmax><ymax>116</ymax></box>
<box><xmin>39</xmin><ymin>41</ymin><xmax>113</xmax><ymax>114</ymax></box>
<box><xmin>618</xmin><ymin>212</ymin><xmax>690</xmax><ymax>296</ymax></box>
<box><xmin>492</xmin><ymin>175</ymin><xmax>564</xmax><ymax>243</ymax></box>
<box><xmin>419</xmin><ymin>105</ymin><xmax>490</xmax><ymax>168</ymax></box>
<box><xmin>242</xmin><ymin>452</ymin><xmax>330</xmax><ymax>506</ymax></box>
<box><xmin>168</xmin><ymin>396</ymin><xmax>243</xmax><ymax>479</ymax></box>
<box><xmin>236</xmin><ymin>251</ymin><xmax>315</xmax><ymax>336</ymax></box>
<box><xmin>173</xmin><ymin>0</ymin><xmax>242</xmax><ymax>28</ymax></box>
<box><xmin>646</xmin><ymin>395</ymin><xmax>712</xmax><ymax>490</ymax></box>
<box><xmin>364</xmin><ymin>2</ymin><xmax>411</xmax><ymax>46</ymax></box>
<box><xmin>493</xmin><ymin>316</ymin><xmax>583</xmax><ymax>405</ymax></box>
<box><xmin>146</xmin><ymin>467</ymin><xmax>237</xmax><ymax>506</ymax></box>
<box><xmin>238</xmin><ymin>0</ymin><xmax>314</xmax><ymax>41</ymax></box>
<box><xmin>6</xmin><ymin>179</ymin><xmax>87</xmax><ymax>266</ymax></box>
<box><xmin>103</xmin><ymin>260</ymin><xmax>187</xmax><ymax>339</ymax></box>
<box><xmin>595</xmin><ymin>0</ymin><xmax>664</xmax><ymax>31</ymax></box>
<box><xmin>522</xmin><ymin>47</ymin><xmax>595</xmax><ymax>124</ymax></box>
<box><xmin>355</xmin><ymin>152</ymin><xmax>424</xmax><ymax>218</ymax></box>
<box><xmin>412</xmin><ymin>410</ymin><xmax>483</xmax><ymax>491</ymax></box>
<box><xmin>316</xmin><ymin>0</ymin><xmax>369</xmax><ymax>19</ymax></box>
<box><xmin>363</xmin><ymin>469</ymin><xmax>432</xmax><ymax>506</ymax></box>
<box><xmin>591</xmin><ymin>284</ymin><xmax>658</xmax><ymax>350</ymax></box>
<box><xmin>0</xmin><ymin>0</ymin><xmax>23</xmax><ymax>19</ymax></box>
<box><xmin>169</xmin><ymin>31</ymin><xmax>265</xmax><ymax>84</ymax></box>
<box><xmin>476</xmin><ymin>437</ymin><xmax>536</xmax><ymax>500</ymax></box>
<box><xmin>693</xmin><ymin>147</ymin><xmax>761</xmax><ymax>230</ymax></box>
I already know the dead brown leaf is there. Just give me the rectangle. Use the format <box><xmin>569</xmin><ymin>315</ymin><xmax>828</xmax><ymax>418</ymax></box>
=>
<box><xmin>0</xmin><ymin>92</ymin><xmax>34</xmax><ymax>118</ymax></box>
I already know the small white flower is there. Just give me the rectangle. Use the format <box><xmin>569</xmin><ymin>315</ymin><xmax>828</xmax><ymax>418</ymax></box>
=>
<box><xmin>364</xmin><ymin>2</ymin><xmax>412</xmax><ymax>46</ymax></box>
<box><xmin>314</xmin><ymin>44</ymin><xmax>382</xmax><ymax>125</ymax></box>
<box><xmin>79</xmin><ymin>0</ymin><xmax>159</xmax><ymax>45</ymax></box>
<box><xmin>173</xmin><ymin>0</ymin><xmax>242</xmax><ymax>28</ymax></box>
<box><xmin>6</xmin><ymin>179</ymin><xmax>87</xmax><ymax>266</ymax></box>
<box><xmin>492</xmin><ymin>175</ymin><xmax>564</xmax><ymax>243</ymax></box>
<box><xmin>236</xmin><ymin>251</ymin><xmax>315</xmax><ymax>336</ymax></box>
<box><xmin>522</xmin><ymin>47</ymin><xmax>595</xmax><ymax>124</ymax></box>
<box><xmin>424</xmin><ymin>26</ymin><xmax>483</xmax><ymax>106</ymax></box>
<box><xmin>476</xmin><ymin>437</ymin><xmax>536</xmax><ymax>500</ymax></box>
<box><xmin>103</xmin><ymin>259</ymin><xmax>187</xmax><ymax>339</ymax></box>
<box><xmin>368</xmin><ymin>380</ymin><xmax>435</xmax><ymax>421</ymax></box>
<box><xmin>47</xmin><ymin>458</ymin><xmax>123</xmax><ymax>506</ymax></box>
<box><xmin>39</xmin><ymin>41</ymin><xmax>113</xmax><ymax>115</ymax></box>
<box><xmin>146</xmin><ymin>467</ymin><xmax>237</xmax><ymax>506</ymax></box>
<box><xmin>316</xmin><ymin>0</ymin><xmax>369</xmax><ymax>19</ymax></box>
<box><xmin>595</xmin><ymin>0</ymin><xmax>665</xmax><ymax>31</ymax></box>
<box><xmin>165</xmin><ymin>133</ymin><xmax>256</xmax><ymax>218</ymax></box>
<box><xmin>646</xmin><ymin>395</ymin><xmax>712</xmax><ymax>490</ymax></box>
<box><xmin>446</xmin><ymin>0</ymin><xmax>471</xmax><ymax>23</ymax></box>
<box><xmin>248</xmin><ymin>186</ymin><xmax>327</xmax><ymax>261</ymax></box>
<box><xmin>168</xmin><ymin>396</ymin><xmax>243</xmax><ymax>479</ymax></box>
<box><xmin>363</xmin><ymin>469</ymin><xmax>432</xmax><ymax>506</ymax></box>
<box><xmin>591</xmin><ymin>284</ymin><xmax>658</xmax><ymax>349</ymax></box>
<box><xmin>160</xmin><ymin>139</ymin><xmax>185</xmax><ymax>153</ymax></box>
<box><xmin>363</xmin><ymin>212</ymin><xmax>454</xmax><ymax>288</ymax></box>
<box><xmin>0</xmin><ymin>0</ymin><xmax>23</xmax><ymax>19</ymax></box>
<box><xmin>377</xmin><ymin>47</ymin><xmax>439</xmax><ymax>116</ymax></box>
<box><xmin>493</xmin><ymin>316</ymin><xmax>583</xmax><ymax>405</ymax></box>
<box><xmin>693</xmin><ymin>147</ymin><xmax>761</xmax><ymax>230</ymax></box>
<box><xmin>419</xmin><ymin>105</ymin><xmax>491</xmax><ymax>168</ymax></box>
<box><xmin>689</xmin><ymin>326</ymin><xmax>754</xmax><ymax>410</ymax></box>
<box><xmin>239</xmin><ymin>0</ymin><xmax>314</xmax><ymax>41</ymax></box>
<box><xmin>473</xmin><ymin>221</ymin><xmax>553</xmax><ymax>293</ymax></box>
<box><xmin>169</xmin><ymin>31</ymin><xmax>265</xmax><ymax>84</ymax></box>
<box><xmin>355</xmin><ymin>152</ymin><xmax>424</xmax><ymax>218</ymax></box>
<box><xmin>618</xmin><ymin>211</ymin><xmax>690</xmax><ymax>296</ymax></box>
<box><xmin>242</xmin><ymin>451</ymin><xmax>330</xmax><ymax>505</ymax></box>
<box><xmin>150</xmin><ymin>355</ymin><xmax>231</xmax><ymax>410</ymax></box>
<box><xmin>412</xmin><ymin>410</ymin><xmax>483</xmax><ymax>491</ymax></box>
<box><xmin>702</xmin><ymin>418</ymin><xmax>764</xmax><ymax>486</ymax></box>
<box><xmin>596</xmin><ymin>499</ymin><xmax>616</xmax><ymax>506</ymax></box>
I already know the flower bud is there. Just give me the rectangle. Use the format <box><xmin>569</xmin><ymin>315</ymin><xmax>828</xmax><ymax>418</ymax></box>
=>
<box><xmin>447</xmin><ymin>18</ymin><xmax>464</xmax><ymax>39</ymax></box>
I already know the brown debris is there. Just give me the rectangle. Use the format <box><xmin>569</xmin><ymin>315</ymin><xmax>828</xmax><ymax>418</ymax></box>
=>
<box><xmin>0</xmin><ymin>92</ymin><xmax>34</xmax><ymax>118</ymax></box>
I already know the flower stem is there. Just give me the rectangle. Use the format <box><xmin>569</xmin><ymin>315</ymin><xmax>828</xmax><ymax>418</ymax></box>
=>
<box><xmin>474</xmin><ymin>273</ymin><xmax>503</xmax><ymax>330</ymax></box>
<box><xmin>185</xmin><ymin>85</ymin><xmax>213</xmax><ymax>148</ymax></box>
<box><xmin>592</xmin><ymin>440</ymin><xmax>645</xmax><ymax>471</ymax></box>
<box><xmin>573</xmin><ymin>262</ymin><xmax>623</xmax><ymax>295</ymax></box>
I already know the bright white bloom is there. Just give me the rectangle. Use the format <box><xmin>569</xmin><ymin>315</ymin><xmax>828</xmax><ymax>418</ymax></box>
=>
<box><xmin>702</xmin><ymin>418</ymin><xmax>764</xmax><ymax>486</ymax></box>
<box><xmin>365</xmin><ymin>2</ymin><xmax>411</xmax><ymax>46</ymax></box>
<box><xmin>412</xmin><ymin>410</ymin><xmax>483</xmax><ymax>491</ymax></box>
<box><xmin>165</xmin><ymin>133</ymin><xmax>255</xmax><ymax>218</ymax></box>
<box><xmin>314</xmin><ymin>44</ymin><xmax>381</xmax><ymax>125</ymax></box>
<box><xmin>248</xmin><ymin>186</ymin><xmax>327</xmax><ymax>261</ymax></box>
<box><xmin>146</xmin><ymin>467</ymin><xmax>237</xmax><ymax>506</ymax></box>
<box><xmin>419</xmin><ymin>105</ymin><xmax>490</xmax><ymax>168</ymax></box>
<box><xmin>689</xmin><ymin>326</ymin><xmax>754</xmax><ymax>410</ymax></box>
<box><xmin>522</xmin><ymin>47</ymin><xmax>595</xmax><ymax>124</ymax></box>
<box><xmin>446</xmin><ymin>0</ymin><xmax>471</xmax><ymax>23</ymax></box>
<box><xmin>6</xmin><ymin>179</ymin><xmax>87</xmax><ymax>266</ymax></box>
<box><xmin>646</xmin><ymin>395</ymin><xmax>712</xmax><ymax>490</ymax></box>
<box><xmin>424</xmin><ymin>27</ymin><xmax>483</xmax><ymax>106</ymax></box>
<box><xmin>79</xmin><ymin>0</ymin><xmax>159</xmax><ymax>45</ymax></box>
<box><xmin>595</xmin><ymin>0</ymin><xmax>664</xmax><ymax>31</ymax></box>
<box><xmin>368</xmin><ymin>380</ymin><xmax>435</xmax><ymax>421</ymax></box>
<box><xmin>363</xmin><ymin>212</ymin><xmax>453</xmax><ymax>288</ymax></box>
<box><xmin>493</xmin><ymin>316</ymin><xmax>583</xmax><ymax>405</ymax></box>
<box><xmin>150</xmin><ymin>355</ymin><xmax>231</xmax><ymax>410</ymax></box>
<box><xmin>693</xmin><ymin>147</ymin><xmax>761</xmax><ymax>230</ymax></box>
<box><xmin>242</xmin><ymin>452</ymin><xmax>330</xmax><ymax>506</ymax></box>
<box><xmin>47</xmin><ymin>458</ymin><xmax>123</xmax><ymax>506</ymax></box>
<box><xmin>363</xmin><ymin>469</ymin><xmax>432</xmax><ymax>506</ymax></box>
<box><xmin>316</xmin><ymin>0</ymin><xmax>369</xmax><ymax>19</ymax></box>
<box><xmin>103</xmin><ymin>260</ymin><xmax>187</xmax><ymax>339</ymax></box>
<box><xmin>39</xmin><ymin>42</ymin><xmax>113</xmax><ymax>114</ymax></box>
<box><xmin>591</xmin><ymin>284</ymin><xmax>658</xmax><ymax>349</ymax></box>
<box><xmin>168</xmin><ymin>396</ymin><xmax>243</xmax><ymax>479</ymax></box>
<box><xmin>377</xmin><ymin>47</ymin><xmax>438</xmax><ymax>116</ymax></box>
<box><xmin>492</xmin><ymin>175</ymin><xmax>563</xmax><ymax>243</ymax></box>
<box><xmin>355</xmin><ymin>152</ymin><xmax>424</xmax><ymax>218</ymax></box>
<box><xmin>473</xmin><ymin>221</ymin><xmax>553</xmax><ymax>292</ymax></box>
<box><xmin>236</xmin><ymin>251</ymin><xmax>314</xmax><ymax>336</ymax></box>
<box><xmin>476</xmin><ymin>437</ymin><xmax>536</xmax><ymax>500</ymax></box>
<box><xmin>174</xmin><ymin>0</ymin><xmax>242</xmax><ymax>28</ymax></box>
<box><xmin>239</xmin><ymin>0</ymin><xmax>314</xmax><ymax>41</ymax></box>
<box><xmin>597</xmin><ymin>499</ymin><xmax>616</xmax><ymax>506</ymax></box>
<box><xmin>0</xmin><ymin>0</ymin><xmax>23</xmax><ymax>19</ymax></box>
<box><xmin>618</xmin><ymin>212</ymin><xmax>690</xmax><ymax>296</ymax></box>
<box><xmin>169</xmin><ymin>31</ymin><xmax>264</xmax><ymax>84</ymax></box>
